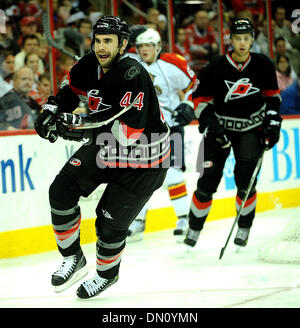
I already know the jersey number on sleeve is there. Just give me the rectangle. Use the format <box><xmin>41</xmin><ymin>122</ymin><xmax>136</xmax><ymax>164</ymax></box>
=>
<box><xmin>120</xmin><ymin>92</ymin><xmax>144</xmax><ymax>110</ymax></box>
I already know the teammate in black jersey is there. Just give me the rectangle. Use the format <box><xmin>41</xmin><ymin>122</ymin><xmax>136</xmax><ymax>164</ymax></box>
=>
<box><xmin>184</xmin><ymin>18</ymin><xmax>282</xmax><ymax>249</ymax></box>
<box><xmin>34</xmin><ymin>16</ymin><xmax>170</xmax><ymax>299</ymax></box>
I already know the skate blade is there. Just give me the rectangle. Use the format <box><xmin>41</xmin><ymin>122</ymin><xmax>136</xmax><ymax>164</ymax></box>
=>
<box><xmin>54</xmin><ymin>266</ymin><xmax>89</xmax><ymax>293</ymax></box>
<box><xmin>235</xmin><ymin>245</ymin><xmax>246</xmax><ymax>253</ymax></box>
<box><xmin>126</xmin><ymin>232</ymin><xmax>144</xmax><ymax>243</ymax></box>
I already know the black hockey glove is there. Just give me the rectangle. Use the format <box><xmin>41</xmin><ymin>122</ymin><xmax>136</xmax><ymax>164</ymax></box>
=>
<box><xmin>34</xmin><ymin>99</ymin><xmax>60</xmax><ymax>143</ymax></box>
<box><xmin>261</xmin><ymin>110</ymin><xmax>282</xmax><ymax>150</ymax></box>
<box><xmin>172</xmin><ymin>100</ymin><xmax>195</xmax><ymax>126</ymax></box>
<box><xmin>202</xmin><ymin>117</ymin><xmax>231</xmax><ymax>150</ymax></box>
<box><xmin>56</xmin><ymin>113</ymin><xmax>93</xmax><ymax>145</ymax></box>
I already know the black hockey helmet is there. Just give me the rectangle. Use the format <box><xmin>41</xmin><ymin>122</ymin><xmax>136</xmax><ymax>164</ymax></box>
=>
<box><xmin>230</xmin><ymin>18</ymin><xmax>254</xmax><ymax>37</ymax></box>
<box><xmin>92</xmin><ymin>15</ymin><xmax>131</xmax><ymax>47</ymax></box>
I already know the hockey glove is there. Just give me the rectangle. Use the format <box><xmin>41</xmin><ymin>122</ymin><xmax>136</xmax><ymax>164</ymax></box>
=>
<box><xmin>202</xmin><ymin>117</ymin><xmax>231</xmax><ymax>150</ymax></box>
<box><xmin>172</xmin><ymin>100</ymin><xmax>195</xmax><ymax>126</ymax></box>
<box><xmin>56</xmin><ymin>113</ymin><xmax>93</xmax><ymax>145</ymax></box>
<box><xmin>34</xmin><ymin>100</ymin><xmax>59</xmax><ymax>143</ymax></box>
<box><xmin>261</xmin><ymin>110</ymin><xmax>282</xmax><ymax>150</ymax></box>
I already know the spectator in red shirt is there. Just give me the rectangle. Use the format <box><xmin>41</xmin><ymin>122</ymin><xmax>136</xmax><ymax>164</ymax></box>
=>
<box><xmin>184</xmin><ymin>10</ymin><xmax>218</xmax><ymax>73</ymax></box>
<box><xmin>174</xmin><ymin>27</ymin><xmax>191</xmax><ymax>62</ymax></box>
<box><xmin>231</xmin><ymin>0</ymin><xmax>264</xmax><ymax>25</ymax></box>
<box><xmin>17</xmin><ymin>16</ymin><xmax>39</xmax><ymax>48</ymax></box>
<box><xmin>29</xmin><ymin>73</ymin><xmax>51</xmax><ymax>107</ymax></box>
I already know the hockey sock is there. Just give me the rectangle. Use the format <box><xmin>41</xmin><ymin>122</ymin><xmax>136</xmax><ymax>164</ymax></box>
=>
<box><xmin>96</xmin><ymin>237</ymin><xmax>126</xmax><ymax>279</ymax></box>
<box><xmin>168</xmin><ymin>181</ymin><xmax>189</xmax><ymax>218</ymax></box>
<box><xmin>51</xmin><ymin>205</ymin><xmax>82</xmax><ymax>256</ymax></box>
<box><xmin>236</xmin><ymin>190</ymin><xmax>257</xmax><ymax>228</ymax></box>
<box><xmin>189</xmin><ymin>191</ymin><xmax>212</xmax><ymax>230</ymax></box>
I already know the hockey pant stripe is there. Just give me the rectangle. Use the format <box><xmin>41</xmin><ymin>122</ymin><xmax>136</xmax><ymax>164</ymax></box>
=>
<box><xmin>190</xmin><ymin>193</ymin><xmax>212</xmax><ymax>218</ymax></box>
<box><xmin>168</xmin><ymin>182</ymin><xmax>187</xmax><ymax>200</ymax></box>
<box><xmin>235</xmin><ymin>192</ymin><xmax>257</xmax><ymax>216</ymax></box>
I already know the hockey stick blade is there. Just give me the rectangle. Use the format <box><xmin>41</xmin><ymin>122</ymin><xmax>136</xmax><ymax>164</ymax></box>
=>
<box><xmin>48</xmin><ymin>98</ymin><xmax>139</xmax><ymax>131</ymax></box>
<box><xmin>42</xmin><ymin>12</ymin><xmax>81</xmax><ymax>61</ymax></box>
<box><xmin>219</xmin><ymin>149</ymin><xmax>265</xmax><ymax>260</ymax></box>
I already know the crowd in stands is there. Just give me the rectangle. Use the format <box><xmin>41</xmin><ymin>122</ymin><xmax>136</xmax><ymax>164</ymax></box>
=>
<box><xmin>0</xmin><ymin>0</ymin><xmax>299</xmax><ymax>130</ymax></box>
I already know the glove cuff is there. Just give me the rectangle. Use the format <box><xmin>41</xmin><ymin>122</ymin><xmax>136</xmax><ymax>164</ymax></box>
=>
<box><xmin>180</xmin><ymin>100</ymin><xmax>194</xmax><ymax>108</ymax></box>
<box><xmin>43</xmin><ymin>104</ymin><xmax>59</xmax><ymax>114</ymax></box>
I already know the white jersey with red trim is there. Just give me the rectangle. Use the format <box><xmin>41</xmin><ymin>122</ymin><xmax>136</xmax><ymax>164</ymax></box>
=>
<box><xmin>128</xmin><ymin>52</ymin><xmax>196</xmax><ymax>127</ymax></box>
<box><xmin>193</xmin><ymin>51</ymin><xmax>281</xmax><ymax>132</ymax></box>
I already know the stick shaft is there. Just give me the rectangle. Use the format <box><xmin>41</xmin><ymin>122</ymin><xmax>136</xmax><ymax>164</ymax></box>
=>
<box><xmin>42</xmin><ymin>12</ymin><xmax>81</xmax><ymax>61</ymax></box>
<box><xmin>219</xmin><ymin>149</ymin><xmax>265</xmax><ymax>259</ymax></box>
<box><xmin>48</xmin><ymin>99</ymin><xmax>139</xmax><ymax>131</ymax></box>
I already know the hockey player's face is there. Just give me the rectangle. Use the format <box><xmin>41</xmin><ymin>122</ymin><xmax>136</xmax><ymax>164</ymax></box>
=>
<box><xmin>137</xmin><ymin>43</ymin><xmax>157</xmax><ymax>64</ymax></box>
<box><xmin>94</xmin><ymin>34</ymin><xmax>124</xmax><ymax>71</ymax></box>
<box><xmin>231</xmin><ymin>34</ymin><xmax>253</xmax><ymax>59</ymax></box>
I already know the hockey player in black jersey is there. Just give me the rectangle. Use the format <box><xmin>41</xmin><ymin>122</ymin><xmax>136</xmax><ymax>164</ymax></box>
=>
<box><xmin>34</xmin><ymin>16</ymin><xmax>170</xmax><ymax>299</ymax></box>
<box><xmin>184</xmin><ymin>18</ymin><xmax>282</xmax><ymax>249</ymax></box>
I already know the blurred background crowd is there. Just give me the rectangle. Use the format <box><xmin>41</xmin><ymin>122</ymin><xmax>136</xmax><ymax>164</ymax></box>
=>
<box><xmin>0</xmin><ymin>0</ymin><xmax>299</xmax><ymax>131</ymax></box>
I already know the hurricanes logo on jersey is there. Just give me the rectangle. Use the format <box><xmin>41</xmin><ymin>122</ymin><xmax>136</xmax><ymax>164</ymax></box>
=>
<box><xmin>87</xmin><ymin>89</ymin><xmax>111</xmax><ymax>114</ymax></box>
<box><xmin>224</xmin><ymin>78</ymin><xmax>260</xmax><ymax>103</ymax></box>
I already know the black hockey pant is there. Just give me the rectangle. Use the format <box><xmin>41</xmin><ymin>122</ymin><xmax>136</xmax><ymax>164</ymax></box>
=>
<box><xmin>49</xmin><ymin>144</ymin><xmax>168</xmax><ymax>279</ymax></box>
<box><xmin>189</xmin><ymin>131</ymin><xmax>264</xmax><ymax>231</ymax></box>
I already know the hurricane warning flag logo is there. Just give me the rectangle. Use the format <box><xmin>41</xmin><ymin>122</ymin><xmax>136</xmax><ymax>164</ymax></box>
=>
<box><xmin>224</xmin><ymin>78</ymin><xmax>260</xmax><ymax>103</ymax></box>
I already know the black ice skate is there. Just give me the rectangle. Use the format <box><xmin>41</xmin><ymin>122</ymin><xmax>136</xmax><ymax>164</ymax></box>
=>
<box><xmin>173</xmin><ymin>216</ymin><xmax>189</xmax><ymax>242</ymax></box>
<box><xmin>76</xmin><ymin>273</ymin><xmax>119</xmax><ymax>299</ymax></box>
<box><xmin>234</xmin><ymin>227</ymin><xmax>250</xmax><ymax>247</ymax></box>
<box><xmin>51</xmin><ymin>249</ymin><xmax>88</xmax><ymax>292</ymax></box>
<box><xmin>183</xmin><ymin>228</ymin><xmax>200</xmax><ymax>247</ymax></box>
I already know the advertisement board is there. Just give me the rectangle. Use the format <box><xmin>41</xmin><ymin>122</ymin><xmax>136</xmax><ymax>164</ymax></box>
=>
<box><xmin>0</xmin><ymin>117</ymin><xmax>299</xmax><ymax>257</ymax></box>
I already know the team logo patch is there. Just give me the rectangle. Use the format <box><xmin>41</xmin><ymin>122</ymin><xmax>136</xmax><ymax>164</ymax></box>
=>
<box><xmin>125</xmin><ymin>66</ymin><xmax>140</xmax><ymax>80</ymax></box>
<box><xmin>203</xmin><ymin>161</ymin><xmax>213</xmax><ymax>168</ymax></box>
<box><xmin>87</xmin><ymin>89</ymin><xmax>111</xmax><ymax>114</ymax></box>
<box><xmin>102</xmin><ymin>209</ymin><xmax>113</xmax><ymax>220</ymax></box>
<box><xmin>69</xmin><ymin>158</ymin><xmax>81</xmax><ymax>166</ymax></box>
<box><xmin>224</xmin><ymin>78</ymin><xmax>260</xmax><ymax>103</ymax></box>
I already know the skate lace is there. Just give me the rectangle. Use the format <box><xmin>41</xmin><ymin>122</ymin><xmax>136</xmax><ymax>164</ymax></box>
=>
<box><xmin>54</xmin><ymin>255</ymin><xmax>76</xmax><ymax>278</ymax></box>
<box><xmin>82</xmin><ymin>274</ymin><xmax>108</xmax><ymax>297</ymax></box>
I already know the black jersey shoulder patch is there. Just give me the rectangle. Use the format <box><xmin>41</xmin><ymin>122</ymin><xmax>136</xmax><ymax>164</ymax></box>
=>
<box><xmin>125</xmin><ymin>65</ymin><xmax>141</xmax><ymax>80</ymax></box>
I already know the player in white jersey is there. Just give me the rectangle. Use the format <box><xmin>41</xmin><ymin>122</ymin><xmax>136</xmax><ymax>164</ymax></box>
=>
<box><xmin>127</xmin><ymin>28</ymin><xmax>197</xmax><ymax>241</ymax></box>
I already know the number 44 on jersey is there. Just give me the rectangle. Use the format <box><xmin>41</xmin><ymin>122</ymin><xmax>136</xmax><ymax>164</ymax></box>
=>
<box><xmin>120</xmin><ymin>92</ymin><xmax>144</xmax><ymax>110</ymax></box>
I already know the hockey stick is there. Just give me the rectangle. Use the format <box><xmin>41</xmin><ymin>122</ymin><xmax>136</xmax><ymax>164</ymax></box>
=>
<box><xmin>219</xmin><ymin>149</ymin><xmax>265</xmax><ymax>260</ymax></box>
<box><xmin>42</xmin><ymin>12</ymin><xmax>81</xmax><ymax>61</ymax></box>
<box><xmin>48</xmin><ymin>98</ymin><xmax>139</xmax><ymax>131</ymax></box>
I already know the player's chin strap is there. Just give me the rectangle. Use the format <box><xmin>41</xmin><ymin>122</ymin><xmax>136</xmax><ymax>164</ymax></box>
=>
<box><xmin>49</xmin><ymin>98</ymin><xmax>140</xmax><ymax>131</ymax></box>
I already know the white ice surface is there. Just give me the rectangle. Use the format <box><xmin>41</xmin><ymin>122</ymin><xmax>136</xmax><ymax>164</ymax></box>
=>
<box><xmin>1</xmin><ymin>206</ymin><xmax>300</xmax><ymax>308</ymax></box>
